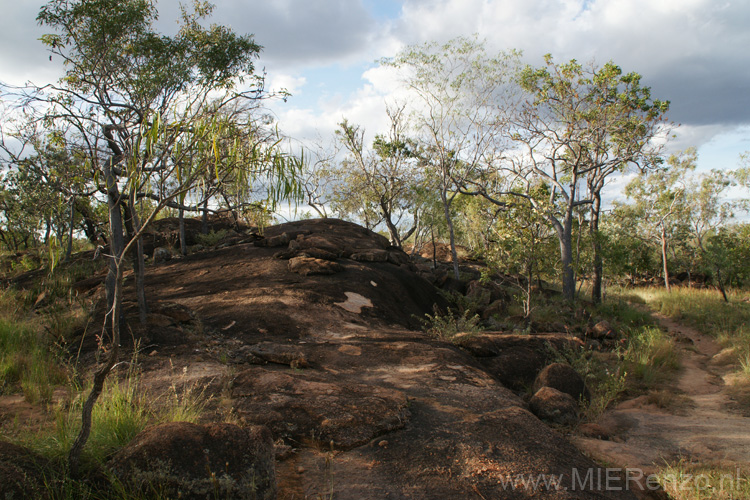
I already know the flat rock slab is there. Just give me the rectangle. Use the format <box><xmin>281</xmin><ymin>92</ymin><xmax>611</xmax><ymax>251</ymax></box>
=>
<box><xmin>232</xmin><ymin>367</ymin><xmax>410</xmax><ymax>450</ymax></box>
<box><xmin>334</xmin><ymin>292</ymin><xmax>373</xmax><ymax>313</ymax></box>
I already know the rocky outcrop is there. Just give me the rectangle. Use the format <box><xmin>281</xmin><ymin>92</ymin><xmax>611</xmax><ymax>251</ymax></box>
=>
<box><xmin>137</xmin><ymin>218</ymin><xmax>636</xmax><ymax>499</ymax></box>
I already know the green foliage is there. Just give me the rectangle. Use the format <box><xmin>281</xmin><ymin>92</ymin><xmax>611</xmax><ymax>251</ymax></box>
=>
<box><xmin>383</xmin><ymin>36</ymin><xmax>521</xmax><ymax>278</ymax></box>
<box><xmin>550</xmin><ymin>344</ymin><xmax>626</xmax><ymax>420</ymax></box>
<box><xmin>705</xmin><ymin>224</ymin><xmax>750</xmax><ymax>287</ymax></box>
<box><xmin>612</xmin><ymin>149</ymin><xmax>749</xmax><ymax>290</ymax></box>
<box><xmin>195</xmin><ymin>229</ymin><xmax>230</xmax><ymax>247</ymax></box>
<box><xmin>330</xmin><ymin>108</ymin><xmax>423</xmax><ymax>245</ymax></box>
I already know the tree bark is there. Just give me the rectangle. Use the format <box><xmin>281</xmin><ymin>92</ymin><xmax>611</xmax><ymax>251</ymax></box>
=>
<box><xmin>71</xmin><ymin>154</ymin><xmax>125</xmax><ymax>477</ymax></box>
<box><xmin>44</xmin><ymin>217</ymin><xmax>52</xmax><ymax>245</ymax></box>
<box><xmin>661</xmin><ymin>224</ymin><xmax>671</xmax><ymax>292</ymax></box>
<box><xmin>201</xmin><ymin>197</ymin><xmax>209</xmax><ymax>234</ymax></box>
<box><xmin>179</xmin><ymin>207</ymin><xmax>187</xmax><ymax>256</ymax></box>
<box><xmin>68</xmin><ymin>261</ymin><xmax>121</xmax><ymax>479</ymax></box>
<box><xmin>715</xmin><ymin>266</ymin><xmax>729</xmax><ymax>302</ymax></box>
<box><xmin>123</xmin><ymin>201</ymin><xmax>148</xmax><ymax>324</ymax></box>
<box><xmin>590</xmin><ymin>193</ymin><xmax>603</xmax><ymax>304</ymax></box>
<box><xmin>65</xmin><ymin>196</ymin><xmax>75</xmax><ymax>261</ymax></box>
<box><xmin>381</xmin><ymin>200</ymin><xmax>401</xmax><ymax>247</ymax></box>
<box><xmin>441</xmin><ymin>191</ymin><xmax>460</xmax><ymax>280</ymax></box>
<box><xmin>551</xmin><ymin>206</ymin><xmax>576</xmax><ymax>302</ymax></box>
<box><xmin>103</xmin><ymin>172</ymin><xmax>125</xmax><ymax>322</ymax></box>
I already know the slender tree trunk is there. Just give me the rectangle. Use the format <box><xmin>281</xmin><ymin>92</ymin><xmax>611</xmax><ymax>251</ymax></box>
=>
<box><xmin>560</xmin><ymin>231</ymin><xmax>575</xmax><ymax>301</ymax></box>
<box><xmin>131</xmin><ymin>202</ymin><xmax>147</xmax><ymax>324</ymax></box>
<box><xmin>68</xmin><ymin>261</ymin><xmax>121</xmax><ymax>478</ymax></box>
<box><xmin>103</xmin><ymin>173</ymin><xmax>125</xmax><ymax>322</ymax></box>
<box><xmin>201</xmin><ymin>197</ymin><xmax>209</xmax><ymax>234</ymax></box>
<box><xmin>661</xmin><ymin>224</ymin><xmax>671</xmax><ymax>292</ymax></box>
<box><xmin>221</xmin><ymin>192</ymin><xmax>240</xmax><ymax>231</ymax></box>
<box><xmin>44</xmin><ymin>217</ymin><xmax>52</xmax><ymax>245</ymax></box>
<box><xmin>524</xmin><ymin>261</ymin><xmax>533</xmax><ymax>318</ymax></box>
<box><xmin>65</xmin><ymin>196</ymin><xmax>75</xmax><ymax>261</ymax></box>
<box><xmin>179</xmin><ymin>207</ymin><xmax>187</xmax><ymax>256</ymax></box>
<box><xmin>123</xmin><ymin>202</ymin><xmax>148</xmax><ymax>324</ymax></box>
<box><xmin>441</xmin><ymin>191</ymin><xmax>460</xmax><ymax>280</ymax></box>
<box><xmin>71</xmin><ymin>157</ymin><xmax>124</xmax><ymax>477</ymax></box>
<box><xmin>431</xmin><ymin>226</ymin><xmax>437</xmax><ymax>269</ymax></box>
<box><xmin>381</xmin><ymin>202</ymin><xmax>401</xmax><ymax>248</ymax></box>
<box><xmin>590</xmin><ymin>194</ymin><xmax>603</xmax><ymax>304</ymax></box>
<box><xmin>552</xmin><ymin>209</ymin><xmax>576</xmax><ymax>302</ymax></box>
<box><xmin>715</xmin><ymin>266</ymin><xmax>729</xmax><ymax>302</ymax></box>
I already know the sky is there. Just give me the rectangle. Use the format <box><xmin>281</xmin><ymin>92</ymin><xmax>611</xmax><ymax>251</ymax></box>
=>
<box><xmin>2</xmin><ymin>0</ymin><xmax>750</xmax><ymax>177</ymax></box>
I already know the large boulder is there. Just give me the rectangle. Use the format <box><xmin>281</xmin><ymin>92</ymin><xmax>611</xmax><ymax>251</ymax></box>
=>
<box><xmin>0</xmin><ymin>441</ymin><xmax>51</xmax><ymax>500</ymax></box>
<box><xmin>529</xmin><ymin>386</ymin><xmax>579</xmax><ymax>426</ymax></box>
<box><xmin>457</xmin><ymin>333</ymin><xmax>583</xmax><ymax>391</ymax></box>
<box><xmin>533</xmin><ymin>362</ymin><xmax>591</xmax><ymax>402</ymax></box>
<box><xmin>109</xmin><ymin>422</ymin><xmax>276</xmax><ymax>500</ymax></box>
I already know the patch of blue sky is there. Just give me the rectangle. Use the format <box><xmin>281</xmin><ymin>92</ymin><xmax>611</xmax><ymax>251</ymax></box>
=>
<box><xmin>362</xmin><ymin>0</ymin><xmax>403</xmax><ymax>20</ymax></box>
<box><xmin>286</xmin><ymin>62</ymin><xmax>376</xmax><ymax>110</ymax></box>
<box><xmin>697</xmin><ymin>127</ymin><xmax>750</xmax><ymax>172</ymax></box>
<box><xmin>573</xmin><ymin>0</ymin><xmax>594</xmax><ymax>20</ymax></box>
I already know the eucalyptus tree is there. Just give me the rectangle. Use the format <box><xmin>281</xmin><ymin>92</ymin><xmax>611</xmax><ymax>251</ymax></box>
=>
<box><xmin>382</xmin><ymin>37</ymin><xmax>521</xmax><ymax>278</ymax></box>
<box><xmin>0</xmin><ymin>118</ymin><xmax>100</xmax><ymax>255</ymax></box>
<box><xmin>678</xmin><ymin>150</ymin><xmax>744</xmax><ymax>299</ymax></box>
<box><xmin>10</xmin><ymin>0</ymin><xmax>301</xmax><ymax>476</ymax></box>
<box><xmin>473</xmin><ymin>56</ymin><xmax>669</xmax><ymax>302</ymax></box>
<box><xmin>622</xmin><ymin>151</ymin><xmax>692</xmax><ymax>292</ymax></box>
<box><xmin>335</xmin><ymin>105</ymin><xmax>422</xmax><ymax>247</ymax></box>
<box><xmin>297</xmin><ymin>140</ymin><xmax>340</xmax><ymax>219</ymax></box>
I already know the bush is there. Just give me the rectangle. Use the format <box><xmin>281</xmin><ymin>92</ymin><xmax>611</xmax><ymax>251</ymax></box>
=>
<box><xmin>195</xmin><ymin>229</ymin><xmax>230</xmax><ymax>247</ymax></box>
<box><xmin>421</xmin><ymin>306</ymin><xmax>483</xmax><ymax>342</ymax></box>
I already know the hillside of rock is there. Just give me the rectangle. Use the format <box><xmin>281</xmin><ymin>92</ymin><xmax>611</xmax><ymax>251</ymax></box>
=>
<box><xmin>21</xmin><ymin>218</ymin><xmax>638</xmax><ymax>499</ymax></box>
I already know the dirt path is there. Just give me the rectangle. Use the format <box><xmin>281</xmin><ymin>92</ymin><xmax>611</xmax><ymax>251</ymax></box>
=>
<box><xmin>573</xmin><ymin>310</ymin><xmax>750</xmax><ymax>478</ymax></box>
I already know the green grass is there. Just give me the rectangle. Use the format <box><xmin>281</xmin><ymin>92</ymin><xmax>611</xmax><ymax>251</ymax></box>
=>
<box><xmin>555</xmin><ymin>294</ymin><xmax>681</xmax><ymax>419</ymax></box>
<box><xmin>0</xmin><ymin>318</ymin><xmax>67</xmax><ymax>403</ymax></box>
<box><xmin>26</xmin><ymin>360</ymin><xmax>208</xmax><ymax>468</ymax></box>
<box><xmin>657</xmin><ymin>460</ymin><xmax>750</xmax><ymax>500</ymax></box>
<box><xmin>627</xmin><ymin>286</ymin><xmax>750</xmax><ymax>403</ymax></box>
<box><xmin>622</xmin><ymin>325</ymin><xmax>680</xmax><ymax>389</ymax></box>
<box><xmin>630</xmin><ymin>287</ymin><xmax>750</xmax><ymax>342</ymax></box>
<box><xmin>4</xmin><ymin>358</ymin><xmax>211</xmax><ymax>499</ymax></box>
<box><xmin>594</xmin><ymin>294</ymin><xmax>653</xmax><ymax>329</ymax></box>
